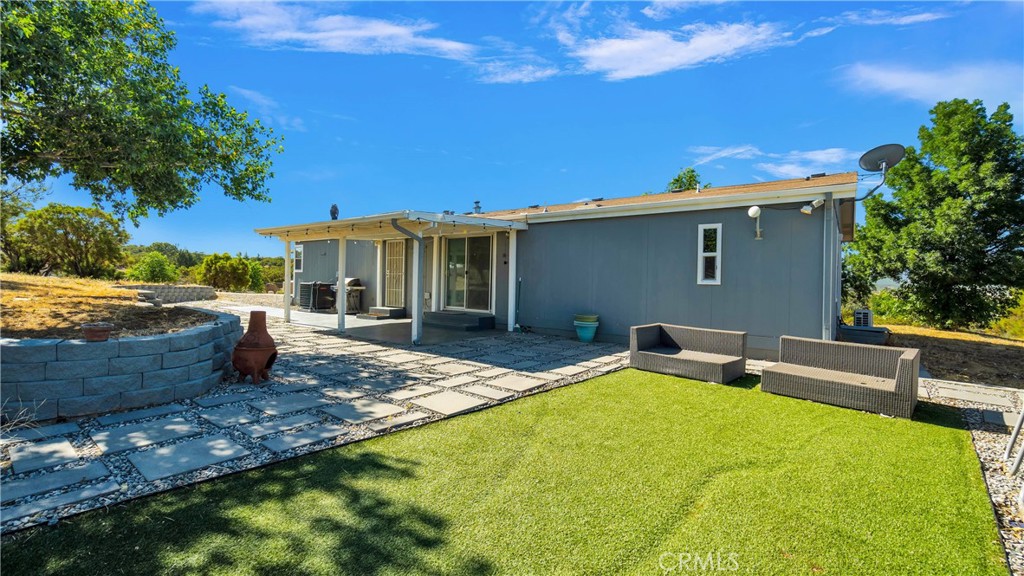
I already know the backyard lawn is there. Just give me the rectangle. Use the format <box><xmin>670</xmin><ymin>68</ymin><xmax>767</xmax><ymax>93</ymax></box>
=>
<box><xmin>2</xmin><ymin>370</ymin><xmax>1006</xmax><ymax>575</ymax></box>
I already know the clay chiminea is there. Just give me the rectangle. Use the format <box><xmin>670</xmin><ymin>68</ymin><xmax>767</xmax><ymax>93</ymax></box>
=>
<box><xmin>232</xmin><ymin>311</ymin><xmax>278</xmax><ymax>385</ymax></box>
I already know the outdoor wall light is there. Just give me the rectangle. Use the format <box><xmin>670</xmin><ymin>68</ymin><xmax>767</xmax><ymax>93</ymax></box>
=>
<box><xmin>800</xmin><ymin>198</ymin><xmax>825</xmax><ymax>215</ymax></box>
<box><xmin>747</xmin><ymin>206</ymin><xmax>763</xmax><ymax>240</ymax></box>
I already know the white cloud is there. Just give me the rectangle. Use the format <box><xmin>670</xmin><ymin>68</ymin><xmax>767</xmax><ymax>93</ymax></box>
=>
<box><xmin>692</xmin><ymin>145</ymin><xmax>859</xmax><ymax>179</ymax></box>
<box><xmin>835</xmin><ymin>9</ymin><xmax>950</xmax><ymax>27</ymax></box>
<box><xmin>229</xmin><ymin>86</ymin><xmax>306</xmax><ymax>132</ymax></box>
<box><xmin>641</xmin><ymin>1</ymin><xmax>727</xmax><ymax>21</ymax></box>
<box><xmin>476</xmin><ymin>61</ymin><xmax>559</xmax><ymax>84</ymax></box>
<box><xmin>571</xmin><ymin>22</ymin><xmax>789</xmax><ymax>80</ymax></box>
<box><xmin>193</xmin><ymin>1</ymin><xmax>475</xmax><ymax>60</ymax></box>
<box><xmin>843</xmin><ymin>62</ymin><xmax>1024</xmax><ymax>111</ymax></box>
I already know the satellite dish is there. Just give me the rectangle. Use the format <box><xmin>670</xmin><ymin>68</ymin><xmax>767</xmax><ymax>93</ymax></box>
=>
<box><xmin>855</xmin><ymin>143</ymin><xmax>906</xmax><ymax>201</ymax></box>
<box><xmin>858</xmin><ymin>143</ymin><xmax>905</xmax><ymax>172</ymax></box>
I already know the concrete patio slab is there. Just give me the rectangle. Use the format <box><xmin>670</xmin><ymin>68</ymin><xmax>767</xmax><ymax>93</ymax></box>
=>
<box><xmin>237</xmin><ymin>414</ymin><xmax>321</xmax><ymax>439</ymax></box>
<box><xmin>348</xmin><ymin>344</ymin><xmax>387</xmax><ymax>353</ymax></box>
<box><xmin>261</xmin><ymin>424</ymin><xmax>348</xmax><ymax>453</ymax></box>
<box><xmin>248</xmin><ymin>393</ymin><xmax>331</xmax><ymax>416</ymax></box>
<box><xmin>199</xmin><ymin>406</ymin><xmax>259</xmax><ymax>428</ymax></box>
<box><xmin>550</xmin><ymin>365</ymin><xmax>589</xmax><ymax>376</ymax></box>
<box><xmin>367</xmin><ymin>411</ymin><xmax>430</xmax><ymax>432</ymax></box>
<box><xmin>488</xmin><ymin>374</ymin><xmax>547</xmax><ymax>392</ymax></box>
<box><xmin>354</xmin><ymin>376</ymin><xmax>416</xmax><ymax>393</ymax></box>
<box><xmin>1</xmin><ymin>422</ymin><xmax>80</xmax><ymax>445</ymax></box>
<box><xmin>434</xmin><ymin>375</ymin><xmax>479</xmax><ymax>388</ymax></box>
<box><xmin>1</xmin><ymin>480</ymin><xmax>121</xmax><ymax>522</ymax></box>
<box><xmin>385</xmin><ymin>385</ymin><xmax>439</xmax><ymax>401</ymax></box>
<box><xmin>432</xmin><ymin>363</ymin><xmax>478</xmax><ymax>376</ymax></box>
<box><xmin>127</xmin><ymin>434</ymin><xmax>250</xmax><ymax>481</ymax></box>
<box><xmin>9</xmin><ymin>438</ymin><xmax>81</xmax><ymax>474</ymax></box>
<box><xmin>322</xmin><ymin>399</ymin><xmax>405</xmax><ymax>424</ymax></box>
<box><xmin>476</xmin><ymin>368</ymin><xmax>511</xmax><ymax>378</ymax></box>
<box><xmin>935</xmin><ymin>386</ymin><xmax>1014</xmax><ymax>408</ymax></box>
<box><xmin>320</xmin><ymin>386</ymin><xmax>367</xmax><ymax>401</ymax></box>
<box><xmin>380</xmin><ymin>353</ymin><xmax>426</xmax><ymax>364</ymax></box>
<box><xmin>90</xmin><ymin>417</ymin><xmax>201</xmax><ymax>454</ymax></box>
<box><xmin>462</xmin><ymin>384</ymin><xmax>515</xmax><ymax>401</ymax></box>
<box><xmin>95</xmin><ymin>403</ymin><xmax>188</xmax><ymax>426</ymax></box>
<box><xmin>411</xmin><ymin>391</ymin><xmax>488</xmax><ymax>416</ymax></box>
<box><xmin>194</xmin><ymin>391</ymin><xmax>263</xmax><ymax>408</ymax></box>
<box><xmin>2</xmin><ymin>462</ymin><xmax>110</xmax><ymax>504</ymax></box>
<box><xmin>983</xmin><ymin>409</ymin><xmax>1018</xmax><ymax>427</ymax></box>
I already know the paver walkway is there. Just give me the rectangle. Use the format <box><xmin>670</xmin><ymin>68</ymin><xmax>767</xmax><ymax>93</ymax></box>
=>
<box><xmin>3</xmin><ymin>301</ymin><xmax>1019</xmax><ymax>533</ymax></box>
<box><xmin>0</xmin><ymin>302</ymin><xmax>629</xmax><ymax>532</ymax></box>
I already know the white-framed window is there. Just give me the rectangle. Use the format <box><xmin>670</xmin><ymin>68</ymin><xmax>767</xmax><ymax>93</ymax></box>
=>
<box><xmin>697</xmin><ymin>224</ymin><xmax>721</xmax><ymax>285</ymax></box>
<box><xmin>292</xmin><ymin>244</ymin><xmax>304</xmax><ymax>273</ymax></box>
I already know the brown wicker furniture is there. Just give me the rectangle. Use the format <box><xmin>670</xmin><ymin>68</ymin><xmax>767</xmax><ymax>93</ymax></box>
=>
<box><xmin>761</xmin><ymin>336</ymin><xmax>920</xmax><ymax>418</ymax></box>
<box><xmin>630</xmin><ymin>323</ymin><xmax>747</xmax><ymax>384</ymax></box>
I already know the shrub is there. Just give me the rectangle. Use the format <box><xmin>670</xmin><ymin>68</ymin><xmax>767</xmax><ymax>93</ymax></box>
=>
<box><xmin>247</xmin><ymin>260</ymin><xmax>265</xmax><ymax>292</ymax></box>
<box><xmin>126</xmin><ymin>251</ymin><xmax>178</xmax><ymax>283</ymax></box>
<box><xmin>990</xmin><ymin>291</ymin><xmax>1024</xmax><ymax>340</ymax></box>
<box><xmin>869</xmin><ymin>289</ymin><xmax>921</xmax><ymax>326</ymax></box>
<box><xmin>197</xmin><ymin>253</ymin><xmax>250</xmax><ymax>291</ymax></box>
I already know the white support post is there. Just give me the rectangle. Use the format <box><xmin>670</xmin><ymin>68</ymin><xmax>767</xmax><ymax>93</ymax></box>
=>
<box><xmin>336</xmin><ymin>238</ymin><xmax>346</xmax><ymax>332</ymax></box>
<box><xmin>283</xmin><ymin>240</ymin><xmax>292</xmax><ymax>324</ymax></box>
<box><xmin>411</xmin><ymin>235</ymin><xmax>424</xmax><ymax>345</ymax></box>
<box><xmin>431</xmin><ymin>235</ymin><xmax>441</xmax><ymax>312</ymax></box>
<box><xmin>507</xmin><ymin>230</ymin><xmax>517</xmax><ymax>331</ymax></box>
<box><xmin>375</xmin><ymin>241</ymin><xmax>384</xmax><ymax>308</ymax></box>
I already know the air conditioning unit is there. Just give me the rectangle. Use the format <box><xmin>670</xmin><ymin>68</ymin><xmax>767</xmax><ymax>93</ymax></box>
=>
<box><xmin>853</xmin><ymin>309</ymin><xmax>874</xmax><ymax>327</ymax></box>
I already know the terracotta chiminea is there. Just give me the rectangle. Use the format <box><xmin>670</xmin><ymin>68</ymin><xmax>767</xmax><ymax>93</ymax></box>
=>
<box><xmin>232</xmin><ymin>311</ymin><xmax>278</xmax><ymax>385</ymax></box>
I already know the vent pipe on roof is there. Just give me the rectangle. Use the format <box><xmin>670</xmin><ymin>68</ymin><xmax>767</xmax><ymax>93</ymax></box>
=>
<box><xmin>473</xmin><ymin>200</ymin><xmax>481</xmax><ymax>214</ymax></box>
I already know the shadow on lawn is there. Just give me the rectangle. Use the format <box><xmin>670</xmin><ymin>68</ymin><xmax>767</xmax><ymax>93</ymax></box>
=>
<box><xmin>4</xmin><ymin>451</ymin><xmax>494</xmax><ymax>576</ymax></box>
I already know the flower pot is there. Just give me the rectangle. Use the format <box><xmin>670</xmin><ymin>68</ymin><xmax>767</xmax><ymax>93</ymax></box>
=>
<box><xmin>574</xmin><ymin>320</ymin><xmax>599</xmax><ymax>343</ymax></box>
<box><xmin>81</xmin><ymin>322</ymin><xmax>115</xmax><ymax>342</ymax></box>
<box><xmin>574</xmin><ymin>313</ymin><xmax>599</xmax><ymax>323</ymax></box>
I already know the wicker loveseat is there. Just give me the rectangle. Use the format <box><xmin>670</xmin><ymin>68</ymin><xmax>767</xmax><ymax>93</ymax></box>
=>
<box><xmin>630</xmin><ymin>323</ymin><xmax>747</xmax><ymax>384</ymax></box>
<box><xmin>761</xmin><ymin>336</ymin><xmax>920</xmax><ymax>419</ymax></box>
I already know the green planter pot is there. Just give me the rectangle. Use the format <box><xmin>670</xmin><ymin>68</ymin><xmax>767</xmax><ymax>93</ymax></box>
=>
<box><xmin>574</xmin><ymin>320</ymin><xmax>599</xmax><ymax>343</ymax></box>
<box><xmin>574</xmin><ymin>314</ymin><xmax>599</xmax><ymax>323</ymax></box>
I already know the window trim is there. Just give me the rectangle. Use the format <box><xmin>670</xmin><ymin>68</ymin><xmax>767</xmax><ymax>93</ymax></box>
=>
<box><xmin>292</xmin><ymin>244</ymin><xmax>304</xmax><ymax>273</ymax></box>
<box><xmin>697</xmin><ymin>223</ymin><xmax>721</xmax><ymax>286</ymax></box>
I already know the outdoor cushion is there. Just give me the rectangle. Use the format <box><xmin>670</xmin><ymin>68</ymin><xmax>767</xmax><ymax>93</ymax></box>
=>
<box><xmin>766</xmin><ymin>362</ymin><xmax>896</xmax><ymax>393</ymax></box>
<box><xmin>641</xmin><ymin>347</ymin><xmax>742</xmax><ymax>366</ymax></box>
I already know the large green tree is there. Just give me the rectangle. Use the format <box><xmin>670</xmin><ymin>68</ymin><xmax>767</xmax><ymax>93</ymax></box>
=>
<box><xmin>1</xmin><ymin>0</ymin><xmax>282</xmax><ymax>223</ymax></box>
<box><xmin>9</xmin><ymin>203</ymin><xmax>129</xmax><ymax>277</ymax></box>
<box><xmin>848</xmin><ymin>99</ymin><xmax>1024</xmax><ymax>328</ymax></box>
<box><xmin>197</xmin><ymin>253</ymin><xmax>251</xmax><ymax>292</ymax></box>
<box><xmin>666</xmin><ymin>167</ymin><xmax>711</xmax><ymax>192</ymax></box>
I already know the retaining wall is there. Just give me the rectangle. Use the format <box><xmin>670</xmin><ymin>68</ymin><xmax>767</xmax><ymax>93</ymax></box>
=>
<box><xmin>117</xmin><ymin>284</ymin><xmax>218</xmax><ymax>304</ymax></box>
<box><xmin>0</xmin><ymin>311</ymin><xmax>242</xmax><ymax>422</ymax></box>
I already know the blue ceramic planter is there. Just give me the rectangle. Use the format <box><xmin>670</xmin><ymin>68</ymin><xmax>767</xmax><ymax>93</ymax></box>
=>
<box><xmin>573</xmin><ymin>320</ymin><xmax>599</xmax><ymax>343</ymax></box>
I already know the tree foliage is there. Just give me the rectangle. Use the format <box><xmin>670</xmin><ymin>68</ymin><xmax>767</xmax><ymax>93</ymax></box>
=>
<box><xmin>196</xmin><ymin>253</ymin><xmax>250</xmax><ymax>291</ymax></box>
<box><xmin>1</xmin><ymin>0</ymin><xmax>282</xmax><ymax>223</ymax></box>
<box><xmin>847</xmin><ymin>99</ymin><xmax>1024</xmax><ymax>328</ymax></box>
<box><xmin>247</xmin><ymin>259</ymin><xmax>266</xmax><ymax>292</ymax></box>
<box><xmin>666</xmin><ymin>167</ymin><xmax>711</xmax><ymax>192</ymax></box>
<box><xmin>126</xmin><ymin>250</ymin><xmax>177</xmax><ymax>283</ymax></box>
<box><xmin>8</xmin><ymin>203</ymin><xmax>128</xmax><ymax>277</ymax></box>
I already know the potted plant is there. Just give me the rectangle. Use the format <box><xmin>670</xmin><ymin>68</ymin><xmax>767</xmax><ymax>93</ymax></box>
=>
<box><xmin>81</xmin><ymin>322</ymin><xmax>116</xmax><ymax>342</ymax></box>
<box><xmin>573</xmin><ymin>313</ymin><xmax>599</xmax><ymax>343</ymax></box>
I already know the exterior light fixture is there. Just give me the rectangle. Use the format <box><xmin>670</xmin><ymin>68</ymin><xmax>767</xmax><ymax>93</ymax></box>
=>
<box><xmin>800</xmin><ymin>198</ymin><xmax>825</xmax><ymax>215</ymax></box>
<box><xmin>747</xmin><ymin>206</ymin><xmax>763</xmax><ymax>240</ymax></box>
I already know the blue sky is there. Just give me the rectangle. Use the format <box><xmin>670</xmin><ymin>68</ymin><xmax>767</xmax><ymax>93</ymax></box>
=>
<box><xmin>44</xmin><ymin>1</ymin><xmax>1024</xmax><ymax>256</ymax></box>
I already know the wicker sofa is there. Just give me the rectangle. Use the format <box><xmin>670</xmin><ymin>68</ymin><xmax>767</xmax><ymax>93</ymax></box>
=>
<box><xmin>630</xmin><ymin>323</ymin><xmax>747</xmax><ymax>384</ymax></box>
<box><xmin>761</xmin><ymin>336</ymin><xmax>920</xmax><ymax>418</ymax></box>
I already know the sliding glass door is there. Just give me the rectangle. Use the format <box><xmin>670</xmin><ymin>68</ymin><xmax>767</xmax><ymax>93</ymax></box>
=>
<box><xmin>445</xmin><ymin>236</ymin><xmax>491</xmax><ymax>311</ymax></box>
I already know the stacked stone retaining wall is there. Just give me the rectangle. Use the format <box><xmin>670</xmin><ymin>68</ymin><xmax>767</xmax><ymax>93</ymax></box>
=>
<box><xmin>117</xmin><ymin>284</ymin><xmax>218</xmax><ymax>304</ymax></box>
<box><xmin>1</xmin><ymin>311</ymin><xmax>242</xmax><ymax>422</ymax></box>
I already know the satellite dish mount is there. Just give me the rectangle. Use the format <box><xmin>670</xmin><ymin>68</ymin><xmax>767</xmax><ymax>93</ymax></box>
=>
<box><xmin>855</xmin><ymin>143</ymin><xmax>905</xmax><ymax>201</ymax></box>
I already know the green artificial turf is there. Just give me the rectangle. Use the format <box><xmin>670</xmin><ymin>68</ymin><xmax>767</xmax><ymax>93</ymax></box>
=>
<box><xmin>2</xmin><ymin>370</ymin><xmax>1007</xmax><ymax>575</ymax></box>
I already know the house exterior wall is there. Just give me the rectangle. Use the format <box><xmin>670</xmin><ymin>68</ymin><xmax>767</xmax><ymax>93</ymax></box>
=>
<box><xmin>514</xmin><ymin>204</ymin><xmax>827</xmax><ymax>359</ymax></box>
<box><xmin>292</xmin><ymin>239</ymin><xmax>377</xmax><ymax>312</ymax></box>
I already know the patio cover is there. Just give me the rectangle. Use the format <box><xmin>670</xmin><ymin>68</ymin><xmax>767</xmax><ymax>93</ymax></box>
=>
<box><xmin>254</xmin><ymin>211</ymin><xmax>528</xmax><ymax>345</ymax></box>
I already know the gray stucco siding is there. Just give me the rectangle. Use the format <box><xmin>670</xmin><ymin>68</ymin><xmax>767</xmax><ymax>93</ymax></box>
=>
<box><xmin>514</xmin><ymin>205</ymin><xmax>826</xmax><ymax>359</ymax></box>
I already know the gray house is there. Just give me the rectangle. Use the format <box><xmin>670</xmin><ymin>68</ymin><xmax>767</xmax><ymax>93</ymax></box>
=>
<box><xmin>254</xmin><ymin>172</ymin><xmax>857</xmax><ymax>359</ymax></box>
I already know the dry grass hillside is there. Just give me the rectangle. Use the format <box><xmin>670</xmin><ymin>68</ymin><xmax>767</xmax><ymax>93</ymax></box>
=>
<box><xmin>885</xmin><ymin>324</ymin><xmax>1024</xmax><ymax>388</ymax></box>
<box><xmin>1</xmin><ymin>273</ymin><xmax>214</xmax><ymax>340</ymax></box>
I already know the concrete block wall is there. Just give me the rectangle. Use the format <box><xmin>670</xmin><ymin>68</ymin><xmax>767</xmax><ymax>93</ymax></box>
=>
<box><xmin>1</xmin><ymin>311</ymin><xmax>243</xmax><ymax>423</ymax></box>
<box><xmin>117</xmin><ymin>284</ymin><xmax>218</xmax><ymax>304</ymax></box>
